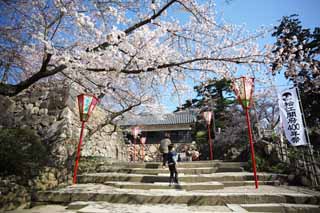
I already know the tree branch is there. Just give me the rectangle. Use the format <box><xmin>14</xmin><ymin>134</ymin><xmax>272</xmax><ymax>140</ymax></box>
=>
<box><xmin>87</xmin><ymin>101</ymin><xmax>142</xmax><ymax>138</ymax></box>
<box><xmin>86</xmin><ymin>55</ymin><xmax>265</xmax><ymax>74</ymax></box>
<box><xmin>91</xmin><ymin>0</ymin><xmax>177</xmax><ymax>51</ymax></box>
<box><xmin>0</xmin><ymin>54</ymin><xmax>67</xmax><ymax>96</ymax></box>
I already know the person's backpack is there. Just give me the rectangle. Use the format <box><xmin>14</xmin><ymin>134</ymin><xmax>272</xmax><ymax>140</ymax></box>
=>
<box><xmin>168</xmin><ymin>151</ymin><xmax>177</xmax><ymax>165</ymax></box>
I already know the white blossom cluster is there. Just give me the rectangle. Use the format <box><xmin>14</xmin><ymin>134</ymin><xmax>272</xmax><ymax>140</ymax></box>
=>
<box><xmin>271</xmin><ymin>28</ymin><xmax>319</xmax><ymax>85</ymax></box>
<box><xmin>1</xmin><ymin>0</ymin><xmax>271</xmax><ymax>115</ymax></box>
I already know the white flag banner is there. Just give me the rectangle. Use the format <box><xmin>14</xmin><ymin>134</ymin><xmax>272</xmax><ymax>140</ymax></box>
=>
<box><xmin>278</xmin><ymin>88</ymin><xmax>307</xmax><ymax>146</ymax></box>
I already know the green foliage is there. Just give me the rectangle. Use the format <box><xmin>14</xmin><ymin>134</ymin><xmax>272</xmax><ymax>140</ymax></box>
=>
<box><xmin>177</xmin><ymin>78</ymin><xmax>251</xmax><ymax>160</ymax></box>
<box><xmin>246</xmin><ymin>151</ymin><xmax>290</xmax><ymax>174</ymax></box>
<box><xmin>269</xmin><ymin>162</ymin><xmax>290</xmax><ymax>174</ymax></box>
<box><xmin>195</xmin><ymin>131</ymin><xmax>207</xmax><ymax>139</ymax></box>
<box><xmin>176</xmin><ymin>77</ymin><xmax>236</xmax><ymax>138</ymax></box>
<box><xmin>194</xmin><ymin>131</ymin><xmax>209</xmax><ymax>159</ymax></box>
<box><xmin>0</xmin><ymin>128</ymin><xmax>48</xmax><ymax>177</ymax></box>
<box><xmin>176</xmin><ymin>78</ymin><xmax>235</xmax><ymax>130</ymax></box>
<box><xmin>246</xmin><ymin>155</ymin><xmax>267</xmax><ymax>172</ymax></box>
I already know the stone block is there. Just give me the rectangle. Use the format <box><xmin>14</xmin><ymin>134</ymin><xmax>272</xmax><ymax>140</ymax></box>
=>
<box><xmin>32</xmin><ymin>106</ymin><xmax>40</xmax><ymax>114</ymax></box>
<box><xmin>59</xmin><ymin>107</ymin><xmax>73</xmax><ymax>121</ymax></box>
<box><xmin>40</xmin><ymin>101</ymin><xmax>49</xmax><ymax>108</ymax></box>
<box><xmin>40</xmin><ymin>118</ymin><xmax>50</xmax><ymax>127</ymax></box>
<box><xmin>39</xmin><ymin>108</ymin><xmax>48</xmax><ymax>115</ymax></box>
<box><xmin>25</xmin><ymin>103</ymin><xmax>34</xmax><ymax>111</ymax></box>
<box><xmin>21</xmin><ymin>97</ymin><xmax>29</xmax><ymax>103</ymax></box>
<box><xmin>40</xmin><ymin>91</ymin><xmax>50</xmax><ymax>100</ymax></box>
<box><xmin>30</xmin><ymin>96</ymin><xmax>40</xmax><ymax>103</ymax></box>
<box><xmin>0</xmin><ymin>96</ymin><xmax>14</xmax><ymax>113</ymax></box>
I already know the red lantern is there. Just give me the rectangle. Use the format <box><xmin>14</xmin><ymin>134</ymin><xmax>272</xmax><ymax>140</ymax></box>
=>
<box><xmin>77</xmin><ymin>94</ymin><xmax>99</xmax><ymax>122</ymax></box>
<box><xmin>203</xmin><ymin>111</ymin><xmax>212</xmax><ymax>125</ymax></box>
<box><xmin>232</xmin><ymin>77</ymin><xmax>258</xmax><ymax>189</ymax></box>
<box><xmin>233</xmin><ymin>77</ymin><xmax>254</xmax><ymax>109</ymax></box>
<box><xmin>73</xmin><ymin>94</ymin><xmax>99</xmax><ymax>184</ymax></box>
<box><xmin>203</xmin><ymin>111</ymin><xmax>213</xmax><ymax>160</ymax></box>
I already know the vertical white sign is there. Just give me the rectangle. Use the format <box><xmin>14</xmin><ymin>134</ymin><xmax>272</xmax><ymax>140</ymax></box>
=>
<box><xmin>278</xmin><ymin>88</ymin><xmax>307</xmax><ymax>146</ymax></box>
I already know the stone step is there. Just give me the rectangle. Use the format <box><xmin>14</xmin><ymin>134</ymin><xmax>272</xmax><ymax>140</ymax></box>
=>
<box><xmin>67</xmin><ymin>202</ymin><xmax>234</xmax><ymax>212</ymax></box>
<box><xmin>78</xmin><ymin>172</ymin><xmax>283</xmax><ymax>184</ymax></box>
<box><xmin>67</xmin><ymin>202</ymin><xmax>320</xmax><ymax>213</ymax></box>
<box><xmin>34</xmin><ymin>184</ymin><xmax>320</xmax><ymax>206</ymax></box>
<box><xmin>15</xmin><ymin>202</ymin><xmax>320</xmax><ymax>213</ymax></box>
<box><xmin>104</xmin><ymin>181</ymin><xmax>224</xmax><ymax>190</ymax></box>
<box><xmin>104</xmin><ymin>180</ymin><xmax>280</xmax><ymax>190</ymax></box>
<box><xmin>240</xmin><ymin>203</ymin><xmax>320</xmax><ymax>212</ymax></box>
<box><xmin>96</xmin><ymin>167</ymin><xmax>217</xmax><ymax>175</ymax></box>
<box><xmin>215</xmin><ymin>167</ymin><xmax>244</xmax><ymax>173</ymax></box>
<box><xmin>222</xmin><ymin>180</ymin><xmax>280</xmax><ymax>187</ymax></box>
<box><xmin>114</xmin><ymin>161</ymin><xmax>246</xmax><ymax>169</ymax></box>
<box><xmin>96</xmin><ymin>166</ymin><xmax>244</xmax><ymax>175</ymax></box>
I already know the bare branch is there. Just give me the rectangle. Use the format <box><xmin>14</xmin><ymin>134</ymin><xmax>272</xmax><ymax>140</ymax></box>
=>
<box><xmin>87</xmin><ymin>101</ymin><xmax>142</xmax><ymax>138</ymax></box>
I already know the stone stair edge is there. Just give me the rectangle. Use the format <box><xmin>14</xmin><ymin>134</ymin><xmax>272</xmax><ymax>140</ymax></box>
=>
<box><xmin>34</xmin><ymin>190</ymin><xmax>320</xmax><ymax>205</ymax></box>
<box><xmin>65</xmin><ymin>201</ymin><xmax>320</xmax><ymax>213</ymax></box>
<box><xmin>104</xmin><ymin>181</ymin><xmax>224</xmax><ymax>185</ymax></box>
<box><xmin>99</xmin><ymin>161</ymin><xmax>247</xmax><ymax>166</ymax></box>
<box><xmin>97</xmin><ymin>166</ymin><xmax>217</xmax><ymax>170</ymax></box>
<box><xmin>240</xmin><ymin>203</ymin><xmax>320</xmax><ymax>212</ymax></box>
<box><xmin>103</xmin><ymin>180</ymin><xmax>280</xmax><ymax>185</ymax></box>
<box><xmin>78</xmin><ymin>172</ymin><xmax>282</xmax><ymax>177</ymax></box>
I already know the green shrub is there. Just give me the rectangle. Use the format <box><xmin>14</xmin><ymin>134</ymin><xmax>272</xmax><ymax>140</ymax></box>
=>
<box><xmin>246</xmin><ymin>154</ymin><xmax>290</xmax><ymax>174</ymax></box>
<box><xmin>195</xmin><ymin>131</ymin><xmax>207</xmax><ymax>139</ymax></box>
<box><xmin>246</xmin><ymin>155</ymin><xmax>268</xmax><ymax>172</ymax></box>
<box><xmin>0</xmin><ymin>128</ymin><xmax>48</xmax><ymax>177</ymax></box>
<box><xmin>269</xmin><ymin>162</ymin><xmax>290</xmax><ymax>174</ymax></box>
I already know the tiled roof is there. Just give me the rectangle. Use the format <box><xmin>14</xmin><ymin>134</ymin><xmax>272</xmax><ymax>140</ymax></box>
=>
<box><xmin>118</xmin><ymin>110</ymin><xmax>197</xmax><ymax>126</ymax></box>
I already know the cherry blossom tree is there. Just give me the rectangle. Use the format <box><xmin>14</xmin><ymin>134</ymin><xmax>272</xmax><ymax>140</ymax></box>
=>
<box><xmin>0</xmin><ymin>0</ymin><xmax>271</xmax><ymax>130</ymax></box>
<box><xmin>271</xmin><ymin>15</ymin><xmax>320</xmax><ymax>127</ymax></box>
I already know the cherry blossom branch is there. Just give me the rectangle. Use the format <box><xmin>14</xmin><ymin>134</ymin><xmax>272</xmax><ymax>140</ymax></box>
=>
<box><xmin>0</xmin><ymin>54</ymin><xmax>67</xmax><ymax>96</ymax></box>
<box><xmin>86</xmin><ymin>100</ymin><xmax>142</xmax><ymax>138</ymax></box>
<box><xmin>91</xmin><ymin>0</ymin><xmax>177</xmax><ymax>51</ymax></box>
<box><xmin>86</xmin><ymin>55</ymin><xmax>265</xmax><ymax>74</ymax></box>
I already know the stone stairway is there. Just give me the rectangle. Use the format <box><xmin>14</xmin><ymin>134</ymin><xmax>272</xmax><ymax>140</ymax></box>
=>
<box><xmin>33</xmin><ymin>160</ymin><xmax>320</xmax><ymax>212</ymax></box>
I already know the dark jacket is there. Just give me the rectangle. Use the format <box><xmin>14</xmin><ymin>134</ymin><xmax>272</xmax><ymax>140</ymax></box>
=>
<box><xmin>168</xmin><ymin>151</ymin><xmax>177</xmax><ymax>165</ymax></box>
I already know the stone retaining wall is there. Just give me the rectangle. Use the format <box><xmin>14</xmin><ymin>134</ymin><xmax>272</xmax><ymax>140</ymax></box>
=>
<box><xmin>0</xmin><ymin>82</ymin><xmax>127</xmax><ymax>166</ymax></box>
<box><xmin>0</xmin><ymin>82</ymin><xmax>127</xmax><ymax>210</ymax></box>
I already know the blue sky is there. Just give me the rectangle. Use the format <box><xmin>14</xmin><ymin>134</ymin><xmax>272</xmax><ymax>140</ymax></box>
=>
<box><xmin>217</xmin><ymin>0</ymin><xmax>320</xmax><ymax>29</ymax></box>
<box><xmin>164</xmin><ymin>0</ymin><xmax>320</xmax><ymax>112</ymax></box>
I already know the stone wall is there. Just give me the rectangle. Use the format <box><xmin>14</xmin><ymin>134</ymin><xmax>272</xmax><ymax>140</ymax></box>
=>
<box><xmin>0</xmin><ymin>82</ymin><xmax>127</xmax><ymax>210</ymax></box>
<box><xmin>0</xmin><ymin>82</ymin><xmax>127</xmax><ymax>167</ymax></box>
<box><xmin>61</xmin><ymin>87</ymin><xmax>127</xmax><ymax>163</ymax></box>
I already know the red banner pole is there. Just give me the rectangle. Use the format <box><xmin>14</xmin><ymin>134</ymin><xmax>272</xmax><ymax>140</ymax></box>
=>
<box><xmin>134</xmin><ymin>137</ymin><xmax>136</xmax><ymax>162</ymax></box>
<box><xmin>208</xmin><ymin>124</ymin><xmax>213</xmax><ymax>160</ymax></box>
<box><xmin>142</xmin><ymin>144</ymin><xmax>144</xmax><ymax>162</ymax></box>
<box><xmin>245</xmin><ymin>108</ymin><xmax>259</xmax><ymax>189</ymax></box>
<box><xmin>140</xmin><ymin>139</ymin><xmax>144</xmax><ymax>162</ymax></box>
<box><xmin>73</xmin><ymin>121</ymin><xmax>86</xmax><ymax>184</ymax></box>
